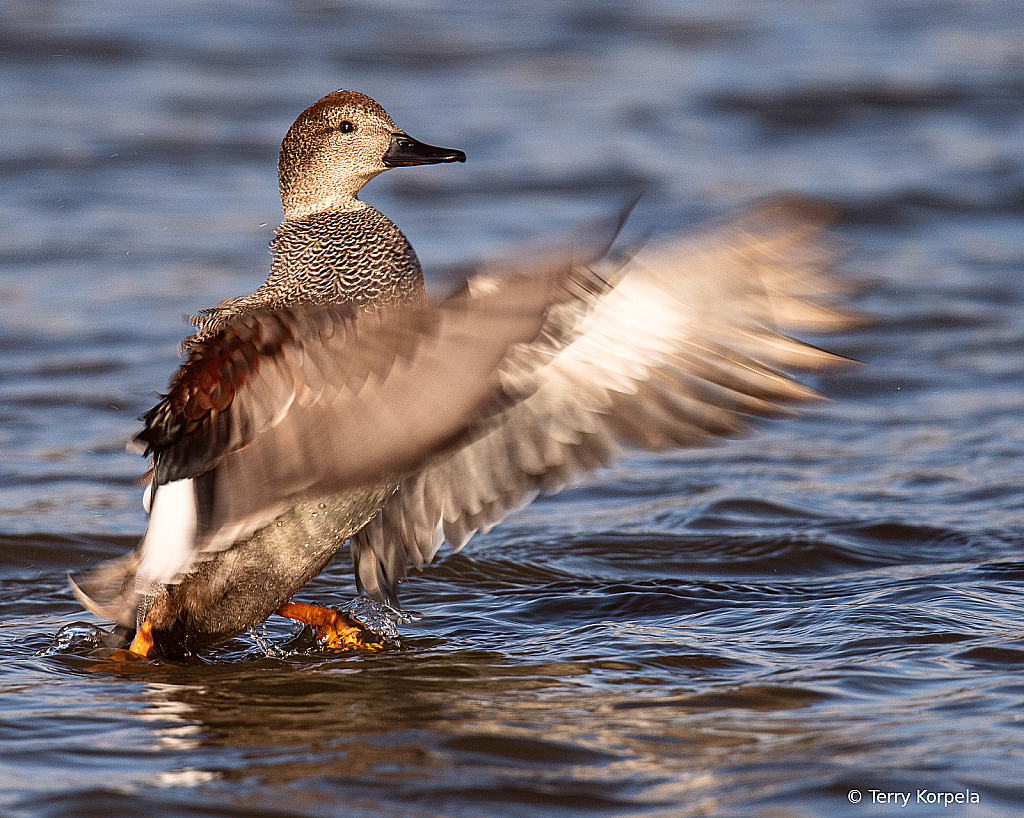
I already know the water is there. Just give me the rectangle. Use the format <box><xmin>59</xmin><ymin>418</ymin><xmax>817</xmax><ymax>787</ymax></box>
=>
<box><xmin>2</xmin><ymin>1</ymin><xmax>1024</xmax><ymax>815</ymax></box>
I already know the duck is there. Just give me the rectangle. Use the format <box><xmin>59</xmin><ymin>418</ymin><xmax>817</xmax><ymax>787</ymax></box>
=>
<box><xmin>72</xmin><ymin>90</ymin><xmax>856</xmax><ymax>658</ymax></box>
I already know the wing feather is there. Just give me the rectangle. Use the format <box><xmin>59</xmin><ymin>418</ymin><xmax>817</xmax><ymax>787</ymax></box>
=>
<box><xmin>351</xmin><ymin>196</ymin><xmax>859</xmax><ymax>605</ymax></box>
<box><xmin>123</xmin><ymin>271</ymin><xmax>567</xmax><ymax>594</ymax></box>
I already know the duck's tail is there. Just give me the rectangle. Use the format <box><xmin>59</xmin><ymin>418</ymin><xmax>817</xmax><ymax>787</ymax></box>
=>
<box><xmin>68</xmin><ymin>551</ymin><xmax>141</xmax><ymax>629</ymax></box>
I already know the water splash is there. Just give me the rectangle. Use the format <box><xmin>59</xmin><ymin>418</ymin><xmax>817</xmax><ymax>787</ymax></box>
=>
<box><xmin>247</xmin><ymin>620</ymin><xmax>289</xmax><ymax>658</ymax></box>
<box><xmin>244</xmin><ymin>598</ymin><xmax>420</xmax><ymax>657</ymax></box>
<box><xmin>338</xmin><ymin>596</ymin><xmax>420</xmax><ymax>642</ymax></box>
<box><xmin>37</xmin><ymin>622</ymin><xmax>115</xmax><ymax>656</ymax></box>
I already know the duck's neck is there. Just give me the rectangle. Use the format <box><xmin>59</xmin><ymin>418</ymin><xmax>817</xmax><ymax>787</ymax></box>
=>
<box><xmin>187</xmin><ymin>203</ymin><xmax>425</xmax><ymax>346</ymax></box>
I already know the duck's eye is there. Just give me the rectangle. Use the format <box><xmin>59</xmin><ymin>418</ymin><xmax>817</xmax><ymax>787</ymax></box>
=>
<box><xmin>338</xmin><ymin>121</ymin><xmax>356</xmax><ymax>134</ymax></box>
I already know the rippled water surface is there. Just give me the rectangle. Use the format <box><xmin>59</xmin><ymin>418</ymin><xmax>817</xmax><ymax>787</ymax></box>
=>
<box><xmin>3</xmin><ymin>1</ymin><xmax>1024</xmax><ymax>816</ymax></box>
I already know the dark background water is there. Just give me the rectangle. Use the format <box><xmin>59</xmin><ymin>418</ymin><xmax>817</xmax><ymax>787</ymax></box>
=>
<box><xmin>3</xmin><ymin>1</ymin><xmax>1024</xmax><ymax>816</ymax></box>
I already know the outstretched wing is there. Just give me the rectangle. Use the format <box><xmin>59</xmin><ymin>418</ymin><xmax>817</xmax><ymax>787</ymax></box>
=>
<box><xmin>351</xmin><ymin>196</ymin><xmax>859</xmax><ymax>605</ymax></box>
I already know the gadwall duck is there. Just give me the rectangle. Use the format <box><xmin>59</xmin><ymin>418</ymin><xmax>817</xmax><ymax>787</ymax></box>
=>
<box><xmin>73</xmin><ymin>90</ymin><xmax>854</xmax><ymax>658</ymax></box>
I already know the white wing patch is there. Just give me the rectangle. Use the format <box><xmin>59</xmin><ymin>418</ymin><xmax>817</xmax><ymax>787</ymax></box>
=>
<box><xmin>134</xmin><ymin>478</ymin><xmax>198</xmax><ymax>593</ymax></box>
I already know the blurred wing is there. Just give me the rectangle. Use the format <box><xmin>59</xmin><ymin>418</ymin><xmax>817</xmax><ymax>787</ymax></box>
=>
<box><xmin>352</xmin><ymin>196</ymin><xmax>859</xmax><ymax>605</ymax></box>
<box><xmin>126</xmin><ymin>273</ymin><xmax>563</xmax><ymax>600</ymax></box>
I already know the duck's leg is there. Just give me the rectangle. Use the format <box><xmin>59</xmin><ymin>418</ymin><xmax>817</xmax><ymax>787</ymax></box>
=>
<box><xmin>129</xmin><ymin>620</ymin><xmax>155</xmax><ymax>657</ymax></box>
<box><xmin>275</xmin><ymin>600</ymin><xmax>384</xmax><ymax>650</ymax></box>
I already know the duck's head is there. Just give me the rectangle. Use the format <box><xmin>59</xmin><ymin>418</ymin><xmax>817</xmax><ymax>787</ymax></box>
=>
<box><xmin>278</xmin><ymin>90</ymin><xmax>466</xmax><ymax>220</ymax></box>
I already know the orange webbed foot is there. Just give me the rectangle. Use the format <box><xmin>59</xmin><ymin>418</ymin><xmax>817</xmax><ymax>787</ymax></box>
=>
<box><xmin>128</xmin><ymin>620</ymin><xmax>154</xmax><ymax>657</ymax></box>
<box><xmin>276</xmin><ymin>600</ymin><xmax>385</xmax><ymax>651</ymax></box>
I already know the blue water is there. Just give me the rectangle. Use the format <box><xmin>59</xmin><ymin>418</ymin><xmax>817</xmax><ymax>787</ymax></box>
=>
<box><xmin>2</xmin><ymin>1</ymin><xmax>1024</xmax><ymax>816</ymax></box>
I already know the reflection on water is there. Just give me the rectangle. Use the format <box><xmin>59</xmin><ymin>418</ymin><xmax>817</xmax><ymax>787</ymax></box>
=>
<box><xmin>4</xmin><ymin>0</ymin><xmax>1024</xmax><ymax>816</ymax></box>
